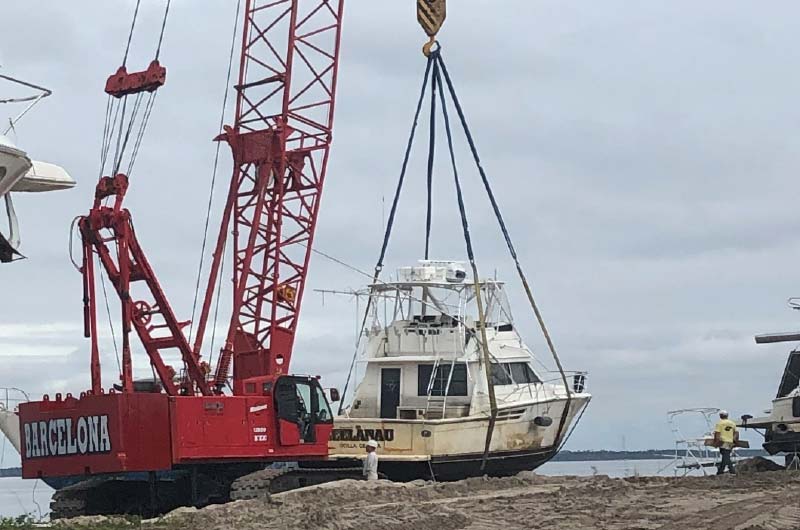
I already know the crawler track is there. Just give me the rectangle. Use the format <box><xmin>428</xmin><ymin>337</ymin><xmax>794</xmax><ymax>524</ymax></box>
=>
<box><xmin>50</xmin><ymin>466</ymin><xmax>364</xmax><ymax>519</ymax></box>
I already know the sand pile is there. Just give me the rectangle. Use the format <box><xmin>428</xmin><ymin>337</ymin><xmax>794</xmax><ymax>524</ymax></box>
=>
<box><xmin>736</xmin><ymin>456</ymin><xmax>786</xmax><ymax>474</ymax></box>
<box><xmin>53</xmin><ymin>471</ymin><xmax>800</xmax><ymax>530</ymax></box>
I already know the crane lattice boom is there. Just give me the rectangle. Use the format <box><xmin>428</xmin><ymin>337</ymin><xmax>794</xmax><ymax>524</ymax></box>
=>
<box><xmin>195</xmin><ymin>0</ymin><xmax>344</xmax><ymax>392</ymax></box>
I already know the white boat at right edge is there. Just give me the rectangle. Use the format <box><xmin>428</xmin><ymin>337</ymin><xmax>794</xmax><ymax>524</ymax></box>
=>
<box><xmin>329</xmin><ymin>261</ymin><xmax>591</xmax><ymax>480</ymax></box>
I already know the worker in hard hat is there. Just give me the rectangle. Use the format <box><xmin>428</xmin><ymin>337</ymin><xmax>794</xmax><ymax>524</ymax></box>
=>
<box><xmin>713</xmin><ymin>410</ymin><xmax>738</xmax><ymax>475</ymax></box>
<box><xmin>363</xmin><ymin>439</ymin><xmax>379</xmax><ymax>481</ymax></box>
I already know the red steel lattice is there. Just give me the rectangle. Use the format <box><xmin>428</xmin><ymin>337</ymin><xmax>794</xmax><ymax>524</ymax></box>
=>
<box><xmin>195</xmin><ymin>0</ymin><xmax>344</xmax><ymax>391</ymax></box>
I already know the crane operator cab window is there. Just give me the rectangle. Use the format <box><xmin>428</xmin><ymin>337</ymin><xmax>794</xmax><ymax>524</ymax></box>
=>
<box><xmin>274</xmin><ymin>376</ymin><xmax>333</xmax><ymax>446</ymax></box>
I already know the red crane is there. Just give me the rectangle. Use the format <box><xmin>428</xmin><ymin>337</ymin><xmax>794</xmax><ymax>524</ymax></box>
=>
<box><xmin>19</xmin><ymin>0</ymin><xmax>353</xmax><ymax>517</ymax></box>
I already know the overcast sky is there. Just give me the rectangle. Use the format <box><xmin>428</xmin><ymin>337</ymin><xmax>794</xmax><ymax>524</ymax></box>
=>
<box><xmin>3</xmin><ymin>0</ymin><xmax>800</xmax><ymax>467</ymax></box>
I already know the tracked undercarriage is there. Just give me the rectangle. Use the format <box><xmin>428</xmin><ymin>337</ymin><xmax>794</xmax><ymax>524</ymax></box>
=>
<box><xmin>50</xmin><ymin>465</ymin><xmax>364</xmax><ymax>519</ymax></box>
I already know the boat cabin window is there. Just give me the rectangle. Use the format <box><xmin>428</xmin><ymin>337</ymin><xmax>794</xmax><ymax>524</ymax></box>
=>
<box><xmin>510</xmin><ymin>362</ymin><xmax>540</xmax><ymax>384</ymax></box>
<box><xmin>491</xmin><ymin>362</ymin><xmax>540</xmax><ymax>386</ymax></box>
<box><xmin>490</xmin><ymin>364</ymin><xmax>513</xmax><ymax>385</ymax></box>
<box><xmin>418</xmin><ymin>363</ymin><xmax>468</xmax><ymax>396</ymax></box>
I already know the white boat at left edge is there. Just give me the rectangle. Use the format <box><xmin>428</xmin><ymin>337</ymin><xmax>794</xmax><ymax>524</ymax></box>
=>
<box><xmin>1</xmin><ymin>70</ymin><xmax>76</xmax><ymax>262</ymax></box>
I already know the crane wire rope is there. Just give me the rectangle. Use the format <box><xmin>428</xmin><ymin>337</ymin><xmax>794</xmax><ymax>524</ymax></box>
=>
<box><xmin>155</xmin><ymin>0</ymin><xmax>172</xmax><ymax>61</ymax></box>
<box><xmin>188</xmin><ymin>0</ymin><xmax>242</xmax><ymax>349</ymax></box>
<box><xmin>98</xmin><ymin>254</ymin><xmax>122</xmax><ymax>374</ymax></box>
<box><xmin>127</xmin><ymin>92</ymin><xmax>158</xmax><ymax>175</ymax></box>
<box><xmin>85</xmin><ymin>0</ymin><xmax>172</xmax><ymax>374</ymax></box>
<box><xmin>122</xmin><ymin>0</ymin><xmax>142</xmax><ymax>68</ymax></box>
<box><xmin>207</xmin><ymin>239</ymin><xmax>227</xmax><ymax>373</ymax></box>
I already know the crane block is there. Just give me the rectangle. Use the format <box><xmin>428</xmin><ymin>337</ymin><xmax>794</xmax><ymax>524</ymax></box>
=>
<box><xmin>417</xmin><ymin>0</ymin><xmax>447</xmax><ymax>37</ymax></box>
<box><xmin>105</xmin><ymin>61</ymin><xmax>167</xmax><ymax>98</ymax></box>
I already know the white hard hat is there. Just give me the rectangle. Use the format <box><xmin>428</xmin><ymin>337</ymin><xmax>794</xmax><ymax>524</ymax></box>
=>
<box><xmin>366</xmin><ymin>440</ymin><xmax>378</xmax><ymax>448</ymax></box>
<box><xmin>719</xmin><ymin>410</ymin><xmax>729</xmax><ymax>416</ymax></box>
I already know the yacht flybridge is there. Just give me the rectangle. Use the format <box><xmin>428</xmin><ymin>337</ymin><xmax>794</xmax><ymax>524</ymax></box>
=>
<box><xmin>1</xmin><ymin>72</ymin><xmax>75</xmax><ymax>262</ymax></box>
<box><xmin>330</xmin><ymin>261</ymin><xmax>591</xmax><ymax>479</ymax></box>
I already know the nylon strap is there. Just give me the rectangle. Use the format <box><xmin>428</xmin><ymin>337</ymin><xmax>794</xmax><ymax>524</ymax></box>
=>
<box><xmin>432</xmin><ymin>58</ymin><xmax>498</xmax><ymax>471</ymax></box>
<box><xmin>425</xmin><ymin>57</ymin><xmax>439</xmax><ymax>259</ymax></box>
<box><xmin>338</xmin><ymin>55</ymin><xmax>435</xmax><ymax>414</ymax></box>
<box><xmin>436</xmin><ymin>54</ymin><xmax>573</xmax><ymax>447</ymax></box>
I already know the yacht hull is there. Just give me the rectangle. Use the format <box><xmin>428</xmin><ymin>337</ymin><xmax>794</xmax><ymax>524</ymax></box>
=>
<box><xmin>330</xmin><ymin>395</ymin><xmax>589</xmax><ymax>481</ymax></box>
<box><xmin>379</xmin><ymin>446</ymin><xmax>558</xmax><ymax>481</ymax></box>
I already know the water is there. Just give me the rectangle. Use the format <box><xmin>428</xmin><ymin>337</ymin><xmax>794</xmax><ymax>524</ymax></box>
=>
<box><xmin>538</xmin><ymin>456</ymin><xmax>785</xmax><ymax>478</ymax></box>
<box><xmin>0</xmin><ymin>478</ymin><xmax>53</xmax><ymax>519</ymax></box>
<box><xmin>539</xmin><ymin>458</ymin><xmax>696</xmax><ymax>478</ymax></box>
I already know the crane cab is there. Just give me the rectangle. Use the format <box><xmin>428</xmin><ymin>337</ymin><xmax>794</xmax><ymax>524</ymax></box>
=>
<box><xmin>237</xmin><ymin>374</ymin><xmax>334</xmax><ymax>447</ymax></box>
<box><xmin>168</xmin><ymin>375</ymin><xmax>334</xmax><ymax>464</ymax></box>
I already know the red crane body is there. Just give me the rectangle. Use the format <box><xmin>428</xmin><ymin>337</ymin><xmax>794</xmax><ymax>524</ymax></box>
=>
<box><xmin>20</xmin><ymin>0</ymin><xmax>345</xmax><ymax>483</ymax></box>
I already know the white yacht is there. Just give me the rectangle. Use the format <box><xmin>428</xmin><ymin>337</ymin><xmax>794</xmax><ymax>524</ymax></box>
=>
<box><xmin>329</xmin><ymin>261</ymin><xmax>591</xmax><ymax>480</ymax></box>
<box><xmin>741</xmin><ymin>343</ymin><xmax>800</xmax><ymax>466</ymax></box>
<box><xmin>1</xmin><ymin>72</ymin><xmax>75</xmax><ymax>262</ymax></box>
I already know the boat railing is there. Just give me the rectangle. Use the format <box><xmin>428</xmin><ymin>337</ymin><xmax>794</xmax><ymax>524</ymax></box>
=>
<box><xmin>537</xmin><ymin>371</ymin><xmax>588</xmax><ymax>393</ymax></box>
<box><xmin>0</xmin><ymin>387</ymin><xmax>29</xmax><ymax>411</ymax></box>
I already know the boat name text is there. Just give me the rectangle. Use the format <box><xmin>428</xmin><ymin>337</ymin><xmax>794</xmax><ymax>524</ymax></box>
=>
<box><xmin>330</xmin><ymin>426</ymin><xmax>394</xmax><ymax>442</ymax></box>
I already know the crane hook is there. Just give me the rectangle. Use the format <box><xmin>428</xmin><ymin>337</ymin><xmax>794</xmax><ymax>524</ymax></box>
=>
<box><xmin>417</xmin><ymin>0</ymin><xmax>446</xmax><ymax>56</ymax></box>
<box><xmin>423</xmin><ymin>36</ymin><xmax>438</xmax><ymax>57</ymax></box>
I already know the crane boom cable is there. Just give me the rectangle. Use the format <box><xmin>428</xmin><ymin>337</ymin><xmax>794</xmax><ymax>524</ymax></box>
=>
<box><xmin>127</xmin><ymin>92</ymin><xmax>158</xmax><ymax>175</ymax></box>
<box><xmin>111</xmin><ymin>95</ymin><xmax>130</xmax><ymax>175</ymax></box>
<box><xmin>155</xmin><ymin>0</ymin><xmax>172</xmax><ymax>61</ymax></box>
<box><xmin>188</xmin><ymin>0</ymin><xmax>242</xmax><ymax>348</ymax></box>
<box><xmin>122</xmin><ymin>0</ymin><xmax>142</xmax><ymax>68</ymax></box>
<box><xmin>102</xmin><ymin>0</ymin><xmax>173</xmax><ymax>179</ymax></box>
<box><xmin>207</xmin><ymin>238</ymin><xmax>227</xmax><ymax>372</ymax></box>
<box><xmin>113</xmin><ymin>92</ymin><xmax>146</xmax><ymax>175</ymax></box>
<box><xmin>98</xmin><ymin>96</ymin><xmax>114</xmax><ymax>177</ymax></box>
<box><xmin>97</xmin><ymin>254</ymin><xmax>122</xmax><ymax>374</ymax></box>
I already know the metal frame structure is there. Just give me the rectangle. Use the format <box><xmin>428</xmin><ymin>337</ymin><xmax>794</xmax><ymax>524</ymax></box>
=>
<box><xmin>196</xmin><ymin>0</ymin><xmax>345</xmax><ymax>392</ymax></box>
<box><xmin>79</xmin><ymin>174</ymin><xmax>212</xmax><ymax>397</ymax></box>
<box><xmin>660</xmin><ymin>408</ymin><xmax>727</xmax><ymax>477</ymax></box>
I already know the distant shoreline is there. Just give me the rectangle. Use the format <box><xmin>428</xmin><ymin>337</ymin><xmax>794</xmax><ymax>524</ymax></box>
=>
<box><xmin>551</xmin><ymin>449</ymin><xmax>769</xmax><ymax>462</ymax></box>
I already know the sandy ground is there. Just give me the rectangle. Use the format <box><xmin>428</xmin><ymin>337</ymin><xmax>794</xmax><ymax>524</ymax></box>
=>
<box><xmin>133</xmin><ymin>468</ymin><xmax>800</xmax><ymax>530</ymax></box>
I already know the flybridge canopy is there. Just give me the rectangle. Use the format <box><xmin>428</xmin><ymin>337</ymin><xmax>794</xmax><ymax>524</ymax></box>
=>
<box><xmin>369</xmin><ymin>260</ymin><xmax>505</xmax><ymax>291</ymax></box>
<box><xmin>370</xmin><ymin>279</ymin><xmax>507</xmax><ymax>291</ymax></box>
